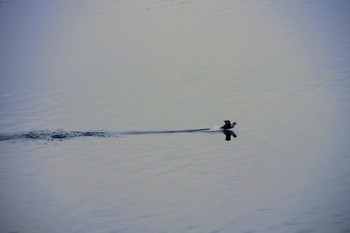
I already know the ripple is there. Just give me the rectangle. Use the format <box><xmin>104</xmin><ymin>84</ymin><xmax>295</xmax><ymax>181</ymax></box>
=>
<box><xmin>0</xmin><ymin>128</ymin><xmax>234</xmax><ymax>141</ymax></box>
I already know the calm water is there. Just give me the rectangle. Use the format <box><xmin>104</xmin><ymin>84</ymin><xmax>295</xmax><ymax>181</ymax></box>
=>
<box><xmin>1</xmin><ymin>0</ymin><xmax>350</xmax><ymax>232</ymax></box>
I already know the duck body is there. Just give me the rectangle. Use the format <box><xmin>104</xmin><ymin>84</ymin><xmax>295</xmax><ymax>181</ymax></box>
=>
<box><xmin>220</xmin><ymin>120</ymin><xmax>237</xmax><ymax>130</ymax></box>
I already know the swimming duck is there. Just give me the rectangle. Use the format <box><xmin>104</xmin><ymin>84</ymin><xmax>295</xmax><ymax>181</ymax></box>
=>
<box><xmin>221</xmin><ymin>120</ymin><xmax>236</xmax><ymax>129</ymax></box>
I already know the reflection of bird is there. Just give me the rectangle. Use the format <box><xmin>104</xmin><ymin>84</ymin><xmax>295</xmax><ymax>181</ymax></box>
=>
<box><xmin>220</xmin><ymin>120</ymin><xmax>237</xmax><ymax>129</ymax></box>
<box><xmin>223</xmin><ymin>130</ymin><xmax>237</xmax><ymax>141</ymax></box>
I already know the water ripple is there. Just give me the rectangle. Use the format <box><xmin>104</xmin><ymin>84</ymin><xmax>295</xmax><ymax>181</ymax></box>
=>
<box><xmin>0</xmin><ymin>128</ymin><xmax>238</xmax><ymax>141</ymax></box>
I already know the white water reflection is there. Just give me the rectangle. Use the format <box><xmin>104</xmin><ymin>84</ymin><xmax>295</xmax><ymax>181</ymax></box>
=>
<box><xmin>0</xmin><ymin>0</ymin><xmax>350</xmax><ymax>233</ymax></box>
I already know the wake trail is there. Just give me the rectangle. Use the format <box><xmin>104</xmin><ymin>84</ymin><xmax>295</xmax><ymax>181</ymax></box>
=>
<box><xmin>0</xmin><ymin>128</ymin><xmax>221</xmax><ymax>141</ymax></box>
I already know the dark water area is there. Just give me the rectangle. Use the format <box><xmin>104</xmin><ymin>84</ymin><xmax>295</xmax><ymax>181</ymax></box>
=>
<box><xmin>1</xmin><ymin>0</ymin><xmax>350</xmax><ymax>233</ymax></box>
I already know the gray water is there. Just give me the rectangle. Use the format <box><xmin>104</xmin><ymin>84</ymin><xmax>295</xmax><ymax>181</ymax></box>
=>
<box><xmin>1</xmin><ymin>0</ymin><xmax>350</xmax><ymax>232</ymax></box>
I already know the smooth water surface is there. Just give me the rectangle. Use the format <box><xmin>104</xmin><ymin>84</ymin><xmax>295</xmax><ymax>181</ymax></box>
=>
<box><xmin>1</xmin><ymin>0</ymin><xmax>350</xmax><ymax>233</ymax></box>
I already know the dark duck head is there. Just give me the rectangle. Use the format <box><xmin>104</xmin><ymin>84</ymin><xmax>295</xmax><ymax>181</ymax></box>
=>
<box><xmin>221</xmin><ymin>120</ymin><xmax>237</xmax><ymax>129</ymax></box>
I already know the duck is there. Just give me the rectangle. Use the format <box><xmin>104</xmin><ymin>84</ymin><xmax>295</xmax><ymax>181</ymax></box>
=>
<box><xmin>221</xmin><ymin>120</ymin><xmax>236</xmax><ymax>130</ymax></box>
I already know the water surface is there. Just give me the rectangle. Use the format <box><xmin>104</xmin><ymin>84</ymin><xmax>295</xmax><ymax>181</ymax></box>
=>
<box><xmin>0</xmin><ymin>0</ymin><xmax>350</xmax><ymax>233</ymax></box>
